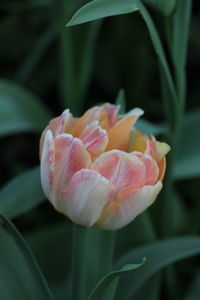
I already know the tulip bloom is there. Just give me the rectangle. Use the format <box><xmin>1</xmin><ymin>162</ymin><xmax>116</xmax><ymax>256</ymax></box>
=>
<box><xmin>40</xmin><ymin>103</ymin><xmax>170</xmax><ymax>230</ymax></box>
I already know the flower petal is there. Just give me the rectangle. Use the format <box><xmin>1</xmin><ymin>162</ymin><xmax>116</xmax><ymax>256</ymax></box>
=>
<box><xmin>60</xmin><ymin>169</ymin><xmax>113</xmax><ymax>227</ymax></box>
<box><xmin>91</xmin><ymin>150</ymin><xmax>145</xmax><ymax>190</ymax></box>
<box><xmin>80</xmin><ymin>121</ymin><xmax>108</xmax><ymax>160</ymax></box>
<box><xmin>53</xmin><ymin>109</ymin><xmax>72</xmax><ymax>136</ymax></box>
<box><xmin>134</xmin><ymin>152</ymin><xmax>159</xmax><ymax>185</ymax></box>
<box><xmin>157</xmin><ymin>157</ymin><xmax>166</xmax><ymax>181</ymax></box>
<box><xmin>102</xmin><ymin>103</ymin><xmax>119</xmax><ymax>127</ymax></box>
<box><xmin>145</xmin><ymin>139</ymin><xmax>170</xmax><ymax>161</ymax></box>
<box><xmin>52</xmin><ymin>134</ymin><xmax>91</xmax><ymax>200</ymax></box>
<box><xmin>71</xmin><ymin>106</ymin><xmax>107</xmax><ymax>137</ymax></box>
<box><xmin>96</xmin><ymin>181</ymin><xmax>162</xmax><ymax>230</ymax></box>
<box><xmin>40</xmin><ymin>130</ymin><xmax>55</xmax><ymax>200</ymax></box>
<box><xmin>106</xmin><ymin>108</ymin><xmax>144</xmax><ymax>151</ymax></box>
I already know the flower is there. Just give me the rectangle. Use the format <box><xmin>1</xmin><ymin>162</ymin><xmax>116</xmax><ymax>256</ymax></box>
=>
<box><xmin>40</xmin><ymin>103</ymin><xmax>170</xmax><ymax>230</ymax></box>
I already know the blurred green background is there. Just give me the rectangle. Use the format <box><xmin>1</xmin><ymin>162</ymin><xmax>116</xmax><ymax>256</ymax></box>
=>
<box><xmin>0</xmin><ymin>0</ymin><xmax>200</xmax><ymax>300</ymax></box>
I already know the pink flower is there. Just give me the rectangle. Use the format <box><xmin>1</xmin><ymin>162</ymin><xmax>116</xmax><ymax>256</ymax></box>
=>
<box><xmin>40</xmin><ymin>103</ymin><xmax>170</xmax><ymax>230</ymax></box>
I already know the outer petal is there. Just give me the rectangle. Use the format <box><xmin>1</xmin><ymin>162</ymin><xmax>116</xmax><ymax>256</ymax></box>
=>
<box><xmin>91</xmin><ymin>150</ymin><xmax>146</xmax><ymax>190</ymax></box>
<box><xmin>106</xmin><ymin>108</ymin><xmax>144</xmax><ymax>151</ymax></box>
<box><xmin>60</xmin><ymin>169</ymin><xmax>114</xmax><ymax>227</ymax></box>
<box><xmin>39</xmin><ymin>110</ymin><xmax>72</xmax><ymax>157</ymax></box>
<box><xmin>53</xmin><ymin>109</ymin><xmax>72</xmax><ymax>136</ymax></box>
<box><xmin>40</xmin><ymin>130</ymin><xmax>55</xmax><ymax>200</ymax></box>
<box><xmin>52</xmin><ymin>134</ymin><xmax>91</xmax><ymax>202</ymax></box>
<box><xmin>145</xmin><ymin>139</ymin><xmax>170</xmax><ymax>161</ymax></box>
<box><xmin>80</xmin><ymin>121</ymin><xmax>108</xmax><ymax>160</ymax></box>
<box><xmin>96</xmin><ymin>181</ymin><xmax>162</xmax><ymax>230</ymax></box>
<box><xmin>134</xmin><ymin>152</ymin><xmax>159</xmax><ymax>185</ymax></box>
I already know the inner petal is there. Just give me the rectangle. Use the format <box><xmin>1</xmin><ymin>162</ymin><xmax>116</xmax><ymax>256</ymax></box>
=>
<box><xmin>80</xmin><ymin>121</ymin><xmax>108</xmax><ymax>160</ymax></box>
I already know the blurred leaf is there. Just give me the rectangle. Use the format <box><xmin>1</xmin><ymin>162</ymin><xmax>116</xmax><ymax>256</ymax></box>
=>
<box><xmin>0</xmin><ymin>167</ymin><xmax>45</xmax><ymax>218</ymax></box>
<box><xmin>115</xmin><ymin>89</ymin><xmax>126</xmax><ymax>114</ymax></box>
<box><xmin>173</xmin><ymin>110</ymin><xmax>200</xmax><ymax>179</ymax></box>
<box><xmin>67</xmin><ymin>0</ymin><xmax>138</xmax><ymax>26</ymax></box>
<box><xmin>71</xmin><ymin>228</ymin><xmax>117</xmax><ymax>300</ymax></box>
<box><xmin>0</xmin><ymin>79</ymin><xmax>51</xmax><ymax>136</ymax></box>
<box><xmin>144</xmin><ymin>0</ymin><xmax>177</xmax><ymax>16</ymax></box>
<box><xmin>172</xmin><ymin>0</ymin><xmax>192</xmax><ymax>108</ymax></box>
<box><xmin>135</xmin><ymin>0</ymin><xmax>177</xmax><ymax>104</ymax></box>
<box><xmin>16</xmin><ymin>24</ymin><xmax>57</xmax><ymax>83</ymax></box>
<box><xmin>116</xmin><ymin>236</ymin><xmax>200</xmax><ymax>299</ymax></box>
<box><xmin>136</xmin><ymin>119</ymin><xmax>167</xmax><ymax>135</ymax></box>
<box><xmin>0</xmin><ymin>215</ymin><xmax>54</xmax><ymax>300</ymax></box>
<box><xmin>0</xmin><ymin>0</ymin><xmax>53</xmax><ymax>12</ymax></box>
<box><xmin>172</xmin><ymin>0</ymin><xmax>192</xmax><ymax>71</ymax></box>
<box><xmin>184</xmin><ymin>271</ymin><xmax>200</xmax><ymax>300</ymax></box>
<box><xmin>89</xmin><ymin>258</ymin><xmax>146</xmax><ymax>300</ymax></box>
<box><xmin>25</xmin><ymin>221</ymin><xmax>71</xmax><ymax>300</ymax></box>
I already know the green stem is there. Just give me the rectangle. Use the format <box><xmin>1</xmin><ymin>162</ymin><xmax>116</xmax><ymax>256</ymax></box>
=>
<box><xmin>69</xmin><ymin>225</ymin><xmax>116</xmax><ymax>300</ymax></box>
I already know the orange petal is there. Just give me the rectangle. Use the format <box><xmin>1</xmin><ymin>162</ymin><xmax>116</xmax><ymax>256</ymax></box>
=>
<box><xmin>52</xmin><ymin>134</ymin><xmax>91</xmax><ymax>202</ymax></box>
<box><xmin>59</xmin><ymin>169</ymin><xmax>113</xmax><ymax>226</ymax></box>
<box><xmin>128</xmin><ymin>129</ymin><xmax>148</xmax><ymax>153</ymax></box>
<box><xmin>80</xmin><ymin>121</ymin><xmax>108</xmax><ymax>160</ymax></box>
<box><xmin>106</xmin><ymin>108</ymin><xmax>144</xmax><ymax>151</ymax></box>
<box><xmin>96</xmin><ymin>181</ymin><xmax>162</xmax><ymax>230</ymax></box>
<box><xmin>157</xmin><ymin>157</ymin><xmax>166</xmax><ymax>181</ymax></box>
<box><xmin>40</xmin><ymin>130</ymin><xmax>55</xmax><ymax>200</ymax></box>
<box><xmin>134</xmin><ymin>152</ymin><xmax>159</xmax><ymax>185</ymax></box>
<box><xmin>71</xmin><ymin>106</ymin><xmax>107</xmax><ymax>137</ymax></box>
<box><xmin>91</xmin><ymin>150</ymin><xmax>145</xmax><ymax>190</ymax></box>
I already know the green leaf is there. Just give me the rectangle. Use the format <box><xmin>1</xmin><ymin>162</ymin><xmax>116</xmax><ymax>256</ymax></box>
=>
<box><xmin>115</xmin><ymin>89</ymin><xmax>126</xmax><ymax>114</ymax></box>
<box><xmin>0</xmin><ymin>215</ymin><xmax>54</xmax><ymax>300</ymax></box>
<box><xmin>116</xmin><ymin>236</ymin><xmax>200</xmax><ymax>299</ymax></box>
<box><xmin>67</xmin><ymin>0</ymin><xmax>139</xmax><ymax>26</ymax></box>
<box><xmin>25</xmin><ymin>221</ymin><xmax>71</xmax><ymax>300</ymax></box>
<box><xmin>135</xmin><ymin>0</ymin><xmax>177</xmax><ymax>104</ymax></box>
<box><xmin>172</xmin><ymin>0</ymin><xmax>192</xmax><ymax>109</ymax></box>
<box><xmin>89</xmin><ymin>258</ymin><xmax>146</xmax><ymax>300</ymax></box>
<box><xmin>0</xmin><ymin>79</ymin><xmax>51</xmax><ymax>136</ymax></box>
<box><xmin>136</xmin><ymin>119</ymin><xmax>167</xmax><ymax>135</ymax></box>
<box><xmin>16</xmin><ymin>24</ymin><xmax>57</xmax><ymax>83</ymax></box>
<box><xmin>173</xmin><ymin>110</ymin><xmax>200</xmax><ymax>179</ymax></box>
<box><xmin>0</xmin><ymin>167</ymin><xmax>45</xmax><ymax>218</ymax></box>
<box><xmin>184</xmin><ymin>271</ymin><xmax>200</xmax><ymax>300</ymax></box>
<box><xmin>144</xmin><ymin>0</ymin><xmax>177</xmax><ymax>16</ymax></box>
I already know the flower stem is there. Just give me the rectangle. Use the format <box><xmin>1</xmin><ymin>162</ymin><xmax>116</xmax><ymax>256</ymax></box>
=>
<box><xmin>69</xmin><ymin>224</ymin><xmax>116</xmax><ymax>300</ymax></box>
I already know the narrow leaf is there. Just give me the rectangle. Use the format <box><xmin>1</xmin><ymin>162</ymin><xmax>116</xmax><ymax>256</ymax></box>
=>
<box><xmin>0</xmin><ymin>215</ymin><xmax>54</xmax><ymax>300</ymax></box>
<box><xmin>144</xmin><ymin>0</ymin><xmax>177</xmax><ymax>16</ymax></box>
<box><xmin>116</xmin><ymin>236</ymin><xmax>200</xmax><ymax>299</ymax></box>
<box><xmin>67</xmin><ymin>0</ymin><xmax>138</xmax><ymax>26</ymax></box>
<box><xmin>115</xmin><ymin>89</ymin><xmax>126</xmax><ymax>114</ymax></box>
<box><xmin>89</xmin><ymin>258</ymin><xmax>146</xmax><ymax>300</ymax></box>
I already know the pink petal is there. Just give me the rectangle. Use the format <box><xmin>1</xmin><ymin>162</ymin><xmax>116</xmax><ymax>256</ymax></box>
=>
<box><xmin>91</xmin><ymin>150</ymin><xmax>146</xmax><ymax>190</ymax></box>
<box><xmin>102</xmin><ymin>103</ymin><xmax>120</xmax><ymax>126</ymax></box>
<box><xmin>54</xmin><ymin>109</ymin><xmax>72</xmax><ymax>136</ymax></box>
<box><xmin>80</xmin><ymin>121</ymin><xmax>108</xmax><ymax>159</ymax></box>
<box><xmin>59</xmin><ymin>169</ymin><xmax>113</xmax><ymax>227</ymax></box>
<box><xmin>97</xmin><ymin>181</ymin><xmax>162</xmax><ymax>230</ymax></box>
<box><xmin>134</xmin><ymin>152</ymin><xmax>159</xmax><ymax>185</ymax></box>
<box><xmin>40</xmin><ymin>130</ymin><xmax>55</xmax><ymax>200</ymax></box>
<box><xmin>52</xmin><ymin>134</ymin><xmax>91</xmax><ymax>199</ymax></box>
